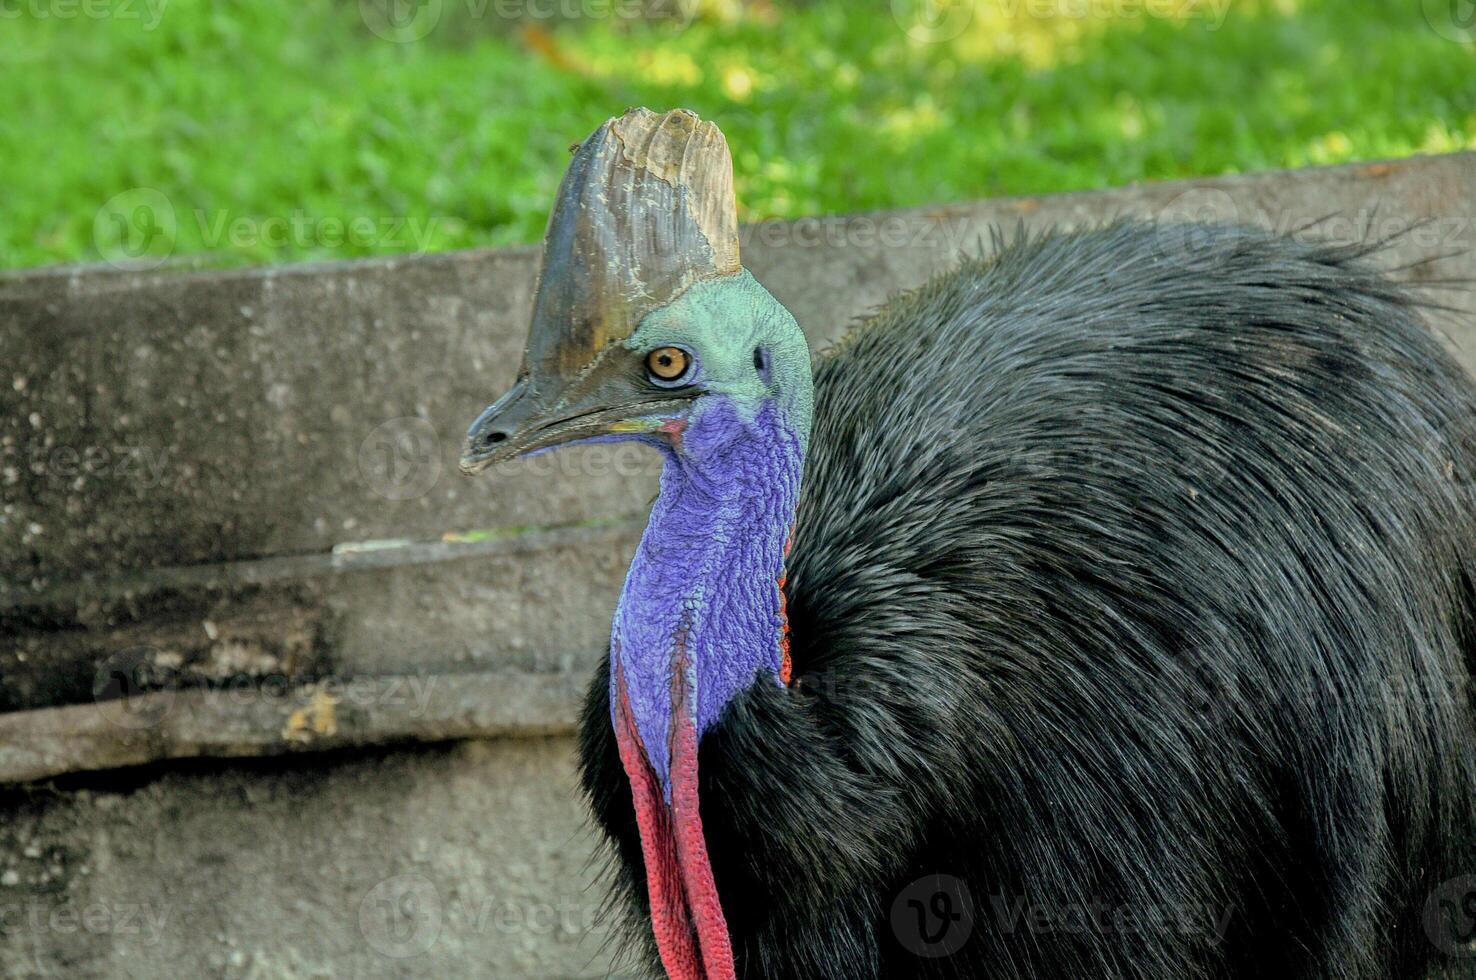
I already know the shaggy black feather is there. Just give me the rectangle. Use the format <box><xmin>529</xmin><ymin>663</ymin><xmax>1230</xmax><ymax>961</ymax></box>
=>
<box><xmin>579</xmin><ymin>222</ymin><xmax>1476</xmax><ymax>979</ymax></box>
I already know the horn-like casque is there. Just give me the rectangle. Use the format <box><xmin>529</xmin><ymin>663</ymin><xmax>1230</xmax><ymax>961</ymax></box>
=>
<box><xmin>524</xmin><ymin>107</ymin><xmax>741</xmax><ymax>382</ymax></box>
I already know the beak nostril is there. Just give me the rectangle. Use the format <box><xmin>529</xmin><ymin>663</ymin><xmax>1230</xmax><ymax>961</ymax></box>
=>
<box><xmin>482</xmin><ymin>431</ymin><xmax>508</xmax><ymax>447</ymax></box>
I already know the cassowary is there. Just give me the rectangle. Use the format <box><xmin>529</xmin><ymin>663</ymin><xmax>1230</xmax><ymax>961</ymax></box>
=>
<box><xmin>459</xmin><ymin>108</ymin><xmax>1476</xmax><ymax>979</ymax></box>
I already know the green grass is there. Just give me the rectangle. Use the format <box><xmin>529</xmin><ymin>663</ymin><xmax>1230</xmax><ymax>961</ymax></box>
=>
<box><xmin>2</xmin><ymin>0</ymin><xmax>1472</xmax><ymax>270</ymax></box>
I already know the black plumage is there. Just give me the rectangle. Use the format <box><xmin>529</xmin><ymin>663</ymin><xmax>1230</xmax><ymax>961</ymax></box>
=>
<box><xmin>579</xmin><ymin>221</ymin><xmax>1476</xmax><ymax>979</ymax></box>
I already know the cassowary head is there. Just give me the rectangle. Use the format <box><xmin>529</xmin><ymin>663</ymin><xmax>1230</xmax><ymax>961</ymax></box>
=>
<box><xmin>459</xmin><ymin>106</ymin><xmax>810</xmax><ymax>474</ymax></box>
<box><xmin>461</xmin><ymin>108</ymin><xmax>811</xmax><ymax>980</ymax></box>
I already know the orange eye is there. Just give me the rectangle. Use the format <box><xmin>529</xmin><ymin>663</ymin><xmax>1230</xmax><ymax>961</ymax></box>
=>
<box><xmin>646</xmin><ymin>346</ymin><xmax>691</xmax><ymax>383</ymax></box>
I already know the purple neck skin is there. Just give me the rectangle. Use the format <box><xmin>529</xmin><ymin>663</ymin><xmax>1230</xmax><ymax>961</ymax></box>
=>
<box><xmin>610</xmin><ymin>396</ymin><xmax>804</xmax><ymax>799</ymax></box>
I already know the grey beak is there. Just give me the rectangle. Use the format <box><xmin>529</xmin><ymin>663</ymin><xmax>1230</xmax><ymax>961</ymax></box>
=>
<box><xmin>459</xmin><ymin>379</ymin><xmax>539</xmax><ymax>474</ymax></box>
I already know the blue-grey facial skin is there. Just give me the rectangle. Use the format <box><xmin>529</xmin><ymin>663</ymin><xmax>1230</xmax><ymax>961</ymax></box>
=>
<box><xmin>625</xmin><ymin>270</ymin><xmax>814</xmax><ymax>453</ymax></box>
<box><xmin>608</xmin><ymin>270</ymin><xmax>812</xmax><ymax>799</ymax></box>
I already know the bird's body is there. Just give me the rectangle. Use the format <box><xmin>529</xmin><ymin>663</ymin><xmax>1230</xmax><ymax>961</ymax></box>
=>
<box><xmin>578</xmin><ymin>222</ymin><xmax>1476</xmax><ymax>979</ymax></box>
<box><xmin>461</xmin><ymin>108</ymin><xmax>1476</xmax><ymax>980</ymax></box>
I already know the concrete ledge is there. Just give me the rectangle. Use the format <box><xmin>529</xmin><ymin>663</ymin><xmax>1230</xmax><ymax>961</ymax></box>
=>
<box><xmin>0</xmin><ymin>669</ymin><xmax>581</xmax><ymax>785</ymax></box>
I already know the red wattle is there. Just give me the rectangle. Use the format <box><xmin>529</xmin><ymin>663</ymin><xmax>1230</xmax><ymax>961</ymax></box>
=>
<box><xmin>669</xmin><ymin>701</ymin><xmax>738</xmax><ymax>979</ymax></box>
<box><xmin>614</xmin><ymin>662</ymin><xmax>736</xmax><ymax>980</ymax></box>
<box><xmin>777</xmin><ymin>570</ymin><xmax>793</xmax><ymax>686</ymax></box>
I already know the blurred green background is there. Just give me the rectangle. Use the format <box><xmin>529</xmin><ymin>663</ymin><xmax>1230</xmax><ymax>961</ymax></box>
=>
<box><xmin>3</xmin><ymin>0</ymin><xmax>1473</xmax><ymax>270</ymax></box>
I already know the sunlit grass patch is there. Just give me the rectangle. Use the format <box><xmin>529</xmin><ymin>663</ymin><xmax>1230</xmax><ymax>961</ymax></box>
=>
<box><xmin>1</xmin><ymin>0</ymin><xmax>1470</xmax><ymax>269</ymax></box>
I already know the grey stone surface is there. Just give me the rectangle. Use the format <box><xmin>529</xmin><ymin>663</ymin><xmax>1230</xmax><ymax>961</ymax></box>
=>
<box><xmin>0</xmin><ymin>738</ymin><xmax>629</xmax><ymax>980</ymax></box>
<box><xmin>2</xmin><ymin>153</ymin><xmax>1474</xmax><ymax>978</ymax></box>
<box><xmin>0</xmin><ymin>523</ymin><xmax>638</xmax><ymax>714</ymax></box>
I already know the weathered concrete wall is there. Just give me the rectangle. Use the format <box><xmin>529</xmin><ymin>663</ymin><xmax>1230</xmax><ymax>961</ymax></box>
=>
<box><xmin>2</xmin><ymin>153</ymin><xmax>1473</xmax><ymax>978</ymax></box>
<box><xmin>1</xmin><ymin>739</ymin><xmax>628</xmax><ymax>980</ymax></box>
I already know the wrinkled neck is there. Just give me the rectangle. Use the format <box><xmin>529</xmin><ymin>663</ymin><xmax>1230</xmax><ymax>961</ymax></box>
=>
<box><xmin>611</xmin><ymin>398</ymin><xmax>804</xmax><ymax>790</ymax></box>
